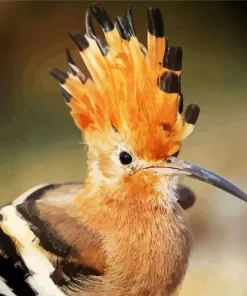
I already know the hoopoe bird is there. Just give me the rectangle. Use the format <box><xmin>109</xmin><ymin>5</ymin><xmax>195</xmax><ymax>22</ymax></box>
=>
<box><xmin>0</xmin><ymin>4</ymin><xmax>246</xmax><ymax>296</ymax></box>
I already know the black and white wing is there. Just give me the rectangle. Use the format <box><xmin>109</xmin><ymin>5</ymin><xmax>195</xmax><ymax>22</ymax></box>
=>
<box><xmin>0</xmin><ymin>182</ymin><xmax>195</xmax><ymax>296</ymax></box>
<box><xmin>0</xmin><ymin>182</ymin><xmax>105</xmax><ymax>296</ymax></box>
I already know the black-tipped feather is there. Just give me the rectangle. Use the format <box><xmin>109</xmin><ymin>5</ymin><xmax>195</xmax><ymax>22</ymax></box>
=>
<box><xmin>85</xmin><ymin>10</ymin><xmax>109</xmax><ymax>56</ymax></box>
<box><xmin>95</xmin><ymin>38</ymin><xmax>109</xmax><ymax>56</ymax></box>
<box><xmin>184</xmin><ymin>104</ymin><xmax>200</xmax><ymax>124</ymax></box>
<box><xmin>85</xmin><ymin>10</ymin><xmax>96</xmax><ymax>37</ymax></box>
<box><xmin>90</xmin><ymin>5</ymin><xmax>114</xmax><ymax>32</ymax></box>
<box><xmin>65</xmin><ymin>50</ymin><xmax>87</xmax><ymax>84</ymax></box>
<box><xmin>116</xmin><ymin>5</ymin><xmax>136</xmax><ymax>41</ymax></box>
<box><xmin>50</xmin><ymin>68</ymin><xmax>68</xmax><ymax>85</ymax></box>
<box><xmin>163</xmin><ymin>46</ymin><xmax>183</xmax><ymax>71</ymax></box>
<box><xmin>69</xmin><ymin>30</ymin><xmax>89</xmax><ymax>51</ymax></box>
<box><xmin>123</xmin><ymin>5</ymin><xmax>136</xmax><ymax>36</ymax></box>
<box><xmin>159</xmin><ymin>72</ymin><xmax>181</xmax><ymax>94</ymax></box>
<box><xmin>116</xmin><ymin>16</ymin><xmax>131</xmax><ymax>41</ymax></box>
<box><xmin>66</xmin><ymin>48</ymin><xmax>77</xmax><ymax>75</ymax></box>
<box><xmin>178</xmin><ymin>94</ymin><xmax>184</xmax><ymax>114</ymax></box>
<box><xmin>66</xmin><ymin>48</ymin><xmax>76</xmax><ymax>66</ymax></box>
<box><xmin>147</xmin><ymin>7</ymin><xmax>165</xmax><ymax>38</ymax></box>
<box><xmin>61</xmin><ymin>89</ymin><xmax>72</xmax><ymax>103</ymax></box>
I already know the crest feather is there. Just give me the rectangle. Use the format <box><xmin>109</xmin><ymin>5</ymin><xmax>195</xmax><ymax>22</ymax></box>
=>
<box><xmin>50</xmin><ymin>5</ymin><xmax>200</xmax><ymax>159</ymax></box>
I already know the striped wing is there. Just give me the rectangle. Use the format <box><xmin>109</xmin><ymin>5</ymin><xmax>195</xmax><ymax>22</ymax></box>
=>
<box><xmin>0</xmin><ymin>183</ymin><xmax>105</xmax><ymax>296</ymax></box>
<box><xmin>0</xmin><ymin>183</ymin><xmax>195</xmax><ymax>296</ymax></box>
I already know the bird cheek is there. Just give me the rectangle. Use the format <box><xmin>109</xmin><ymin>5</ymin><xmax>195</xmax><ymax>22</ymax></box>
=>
<box><xmin>98</xmin><ymin>159</ymin><xmax>117</xmax><ymax>179</ymax></box>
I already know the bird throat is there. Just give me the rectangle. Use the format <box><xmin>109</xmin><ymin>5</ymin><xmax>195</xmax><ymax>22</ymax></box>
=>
<box><xmin>75</xmin><ymin>181</ymin><xmax>192</xmax><ymax>296</ymax></box>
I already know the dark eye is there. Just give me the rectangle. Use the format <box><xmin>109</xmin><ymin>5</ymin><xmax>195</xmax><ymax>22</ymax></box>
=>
<box><xmin>119</xmin><ymin>151</ymin><xmax>132</xmax><ymax>165</ymax></box>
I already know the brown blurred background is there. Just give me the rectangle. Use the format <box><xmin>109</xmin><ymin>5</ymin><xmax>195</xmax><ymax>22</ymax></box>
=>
<box><xmin>0</xmin><ymin>1</ymin><xmax>247</xmax><ymax>295</ymax></box>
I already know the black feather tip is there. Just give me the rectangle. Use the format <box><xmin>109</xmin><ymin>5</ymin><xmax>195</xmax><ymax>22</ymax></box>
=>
<box><xmin>159</xmin><ymin>72</ymin><xmax>181</xmax><ymax>94</ymax></box>
<box><xmin>85</xmin><ymin>10</ymin><xmax>109</xmax><ymax>56</ymax></box>
<box><xmin>123</xmin><ymin>5</ymin><xmax>136</xmax><ymax>36</ymax></box>
<box><xmin>116</xmin><ymin>16</ymin><xmax>131</xmax><ymax>41</ymax></box>
<box><xmin>66</xmin><ymin>48</ymin><xmax>77</xmax><ymax>75</ymax></box>
<box><xmin>61</xmin><ymin>88</ymin><xmax>72</xmax><ymax>103</ymax></box>
<box><xmin>90</xmin><ymin>4</ymin><xmax>114</xmax><ymax>32</ymax></box>
<box><xmin>116</xmin><ymin>5</ymin><xmax>136</xmax><ymax>41</ymax></box>
<box><xmin>147</xmin><ymin>7</ymin><xmax>165</xmax><ymax>38</ymax></box>
<box><xmin>179</xmin><ymin>94</ymin><xmax>184</xmax><ymax>113</ymax></box>
<box><xmin>184</xmin><ymin>104</ymin><xmax>200</xmax><ymax>125</ymax></box>
<box><xmin>50</xmin><ymin>68</ymin><xmax>69</xmax><ymax>85</ymax></box>
<box><xmin>66</xmin><ymin>48</ymin><xmax>75</xmax><ymax>66</ymax></box>
<box><xmin>163</xmin><ymin>46</ymin><xmax>183</xmax><ymax>71</ymax></box>
<box><xmin>69</xmin><ymin>30</ymin><xmax>89</xmax><ymax>51</ymax></box>
<box><xmin>85</xmin><ymin>9</ymin><xmax>96</xmax><ymax>38</ymax></box>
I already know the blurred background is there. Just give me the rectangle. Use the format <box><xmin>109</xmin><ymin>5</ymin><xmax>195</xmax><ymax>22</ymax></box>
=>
<box><xmin>0</xmin><ymin>1</ymin><xmax>247</xmax><ymax>295</ymax></box>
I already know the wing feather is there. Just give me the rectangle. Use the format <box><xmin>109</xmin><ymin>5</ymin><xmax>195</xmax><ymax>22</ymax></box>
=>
<box><xmin>0</xmin><ymin>183</ymin><xmax>105</xmax><ymax>295</ymax></box>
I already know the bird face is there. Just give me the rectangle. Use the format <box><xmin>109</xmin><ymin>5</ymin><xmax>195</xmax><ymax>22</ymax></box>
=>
<box><xmin>84</xmin><ymin>125</ymin><xmax>176</xmax><ymax>203</ymax></box>
<box><xmin>86</xmin><ymin>124</ymin><xmax>247</xmax><ymax>205</ymax></box>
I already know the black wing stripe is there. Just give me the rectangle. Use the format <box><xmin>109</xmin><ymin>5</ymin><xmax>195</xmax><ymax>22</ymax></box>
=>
<box><xmin>15</xmin><ymin>183</ymin><xmax>84</xmax><ymax>258</ymax></box>
<box><xmin>1</xmin><ymin>182</ymin><xmax>103</xmax><ymax>294</ymax></box>
<box><xmin>0</xmin><ymin>229</ymin><xmax>36</xmax><ymax>296</ymax></box>
<box><xmin>11</xmin><ymin>183</ymin><xmax>72</xmax><ymax>258</ymax></box>
<box><xmin>0</xmin><ymin>205</ymin><xmax>66</xmax><ymax>296</ymax></box>
<box><xmin>16</xmin><ymin>199</ymin><xmax>71</xmax><ymax>258</ymax></box>
<box><xmin>51</xmin><ymin>259</ymin><xmax>102</xmax><ymax>292</ymax></box>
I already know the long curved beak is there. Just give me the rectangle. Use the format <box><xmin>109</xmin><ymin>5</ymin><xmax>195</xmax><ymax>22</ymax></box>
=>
<box><xmin>152</xmin><ymin>156</ymin><xmax>247</xmax><ymax>203</ymax></box>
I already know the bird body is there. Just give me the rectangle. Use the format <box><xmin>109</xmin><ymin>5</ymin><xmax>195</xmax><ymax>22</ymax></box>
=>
<box><xmin>0</xmin><ymin>182</ymin><xmax>191</xmax><ymax>296</ymax></box>
<box><xmin>1</xmin><ymin>4</ymin><xmax>246</xmax><ymax>296</ymax></box>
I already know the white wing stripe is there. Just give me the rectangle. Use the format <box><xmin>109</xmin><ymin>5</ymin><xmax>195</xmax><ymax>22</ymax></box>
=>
<box><xmin>26</xmin><ymin>274</ymin><xmax>66</xmax><ymax>296</ymax></box>
<box><xmin>0</xmin><ymin>205</ymin><xmax>66</xmax><ymax>296</ymax></box>
<box><xmin>0</xmin><ymin>276</ymin><xmax>17</xmax><ymax>296</ymax></box>
<box><xmin>12</xmin><ymin>184</ymin><xmax>50</xmax><ymax>206</ymax></box>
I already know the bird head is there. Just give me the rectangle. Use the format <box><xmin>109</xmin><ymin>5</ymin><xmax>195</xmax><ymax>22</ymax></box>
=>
<box><xmin>50</xmin><ymin>5</ymin><xmax>247</xmax><ymax>205</ymax></box>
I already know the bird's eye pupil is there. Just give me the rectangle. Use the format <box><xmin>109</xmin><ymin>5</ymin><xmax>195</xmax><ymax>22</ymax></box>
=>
<box><xmin>119</xmin><ymin>151</ymin><xmax>132</xmax><ymax>165</ymax></box>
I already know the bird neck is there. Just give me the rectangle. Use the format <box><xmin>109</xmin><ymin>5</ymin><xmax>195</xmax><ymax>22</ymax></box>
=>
<box><xmin>75</xmin><ymin>175</ymin><xmax>192</xmax><ymax>238</ymax></box>
<box><xmin>74</xmin><ymin>180</ymin><xmax>192</xmax><ymax>296</ymax></box>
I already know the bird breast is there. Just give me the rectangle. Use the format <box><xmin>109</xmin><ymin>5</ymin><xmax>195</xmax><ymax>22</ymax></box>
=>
<box><xmin>85</xmin><ymin>200</ymin><xmax>192</xmax><ymax>296</ymax></box>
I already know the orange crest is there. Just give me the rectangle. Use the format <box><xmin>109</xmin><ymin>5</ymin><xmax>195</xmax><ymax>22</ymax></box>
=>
<box><xmin>50</xmin><ymin>5</ymin><xmax>200</xmax><ymax>160</ymax></box>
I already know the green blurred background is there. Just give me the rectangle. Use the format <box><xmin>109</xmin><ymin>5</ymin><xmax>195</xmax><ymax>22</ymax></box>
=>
<box><xmin>0</xmin><ymin>1</ymin><xmax>247</xmax><ymax>295</ymax></box>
